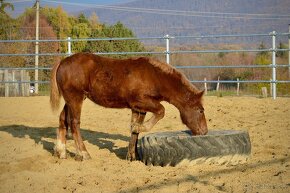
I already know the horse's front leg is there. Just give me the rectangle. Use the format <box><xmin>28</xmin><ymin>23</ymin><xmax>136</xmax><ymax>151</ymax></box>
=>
<box><xmin>131</xmin><ymin>102</ymin><xmax>165</xmax><ymax>133</ymax></box>
<box><xmin>127</xmin><ymin>100</ymin><xmax>165</xmax><ymax>161</ymax></box>
<box><xmin>127</xmin><ymin>110</ymin><xmax>146</xmax><ymax>161</ymax></box>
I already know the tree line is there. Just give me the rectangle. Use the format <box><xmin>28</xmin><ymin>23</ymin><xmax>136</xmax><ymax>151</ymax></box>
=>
<box><xmin>0</xmin><ymin>1</ymin><xmax>145</xmax><ymax>67</ymax></box>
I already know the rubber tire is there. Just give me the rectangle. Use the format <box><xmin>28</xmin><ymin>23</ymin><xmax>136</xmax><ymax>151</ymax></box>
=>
<box><xmin>140</xmin><ymin>130</ymin><xmax>251</xmax><ymax>167</ymax></box>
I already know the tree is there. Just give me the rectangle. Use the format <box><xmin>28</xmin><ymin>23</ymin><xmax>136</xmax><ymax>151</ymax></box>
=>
<box><xmin>71</xmin><ymin>22</ymin><xmax>91</xmax><ymax>52</ymax></box>
<box><xmin>276</xmin><ymin>42</ymin><xmax>287</xmax><ymax>58</ymax></box>
<box><xmin>41</xmin><ymin>6</ymin><xmax>71</xmax><ymax>38</ymax></box>
<box><xmin>89</xmin><ymin>12</ymin><xmax>102</xmax><ymax>30</ymax></box>
<box><xmin>41</xmin><ymin>6</ymin><xmax>72</xmax><ymax>52</ymax></box>
<box><xmin>86</xmin><ymin>22</ymin><xmax>145</xmax><ymax>57</ymax></box>
<box><xmin>15</xmin><ymin>7</ymin><xmax>58</xmax><ymax>83</ymax></box>
<box><xmin>254</xmin><ymin>42</ymin><xmax>270</xmax><ymax>65</ymax></box>
<box><xmin>0</xmin><ymin>0</ymin><xmax>17</xmax><ymax>40</ymax></box>
<box><xmin>77</xmin><ymin>13</ymin><xmax>89</xmax><ymax>24</ymax></box>
<box><xmin>0</xmin><ymin>0</ymin><xmax>14</xmax><ymax>15</ymax></box>
<box><xmin>0</xmin><ymin>1</ymin><xmax>24</xmax><ymax>68</ymax></box>
<box><xmin>68</xmin><ymin>13</ymin><xmax>91</xmax><ymax>52</ymax></box>
<box><xmin>1</xmin><ymin>4</ymin><xmax>146</xmax><ymax>63</ymax></box>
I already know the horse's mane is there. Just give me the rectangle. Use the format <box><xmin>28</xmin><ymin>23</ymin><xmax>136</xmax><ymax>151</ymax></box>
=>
<box><xmin>140</xmin><ymin>57</ymin><xmax>200</xmax><ymax>94</ymax></box>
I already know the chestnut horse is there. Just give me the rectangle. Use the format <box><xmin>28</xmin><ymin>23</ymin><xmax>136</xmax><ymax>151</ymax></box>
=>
<box><xmin>50</xmin><ymin>53</ymin><xmax>207</xmax><ymax>161</ymax></box>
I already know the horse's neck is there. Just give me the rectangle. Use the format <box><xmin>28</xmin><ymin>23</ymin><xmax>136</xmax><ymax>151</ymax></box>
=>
<box><xmin>162</xmin><ymin>76</ymin><xmax>191</xmax><ymax>110</ymax></box>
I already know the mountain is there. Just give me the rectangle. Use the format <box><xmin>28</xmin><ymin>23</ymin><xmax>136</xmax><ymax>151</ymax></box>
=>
<box><xmin>9</xmin><ymin>0</ymin><xmax>290</xmax><ymax>44</ymax></box>
<box><xmin>82</xmin><ymin>0</ymin><xmax>290</xmax><ymax>43</ymax></box>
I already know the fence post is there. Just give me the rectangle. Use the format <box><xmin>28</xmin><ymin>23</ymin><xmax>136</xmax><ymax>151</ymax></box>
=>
<box><xmin>271</xmin><ymin>31</ymin><xmax>277</xmax><ymax>99</ymax></box>
<box><xmin>34</xmin><ymin>0</ymin><xmax>39</xmax><ymax>95</ymax></box>
<box><xmin>216</xmin><ymin>76</ymin><xmax>220</xmax><ymax>91</ymax></box>
<box><xmin>288</xmin><ymin>24</ymin><xmax>290</xmax><ymax>79</ymax></box>
<box><xmin>261</xmin><ymin>87</ymin><xmax>268</xmax><ymax>98</ymax></box>
<box><xmin>12</xmin><ymin>71</ymin><xmax>16</xmax><ymax>96</ymax></box>
<box><xmin>165</xmin><ymin>34</ymin><xmax>170</xmax><ymax>64</ymax></box>
<box><xmin>237</xmin><ymin>78</ymin><xmax>240</xmax><ymax>96</ymax></box>
<box><xmin>26</xmin><ymin>72</ymin><xmax>30</xmax><ymax>96</ymax></box>
<box><xmin>270</xmin><ymin>79</ymin><xmax>273</xmax><ymax>97</ymax></box>
<box><xmin>204</xmin><ymin>77</ymin><xmax>207</xmax><ymax>95</ymax></box>
<box><xmin>4</xmin><ymin>70</ymin><xmax>9</xmax><ymax>97</ymax></box>
<box><xmin>20</xmin><ymin>70</ymin><xmax>24</xmax><ymax>96</ymax></box>
<box><xmin>67</xmin><ymin>37</ymin><xmax>72</xmax><ymax>56</ymax></box>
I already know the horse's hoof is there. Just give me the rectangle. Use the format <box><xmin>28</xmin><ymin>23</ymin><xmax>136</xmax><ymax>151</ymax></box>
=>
<box><xmin>75</xmin><ymin>151</ymin><xmax>91</xmax><ymax>161</ymax></box>
<box><xmin>54</xmin><ymin>149</ymin><xmax>67</xmax><ymax>159</ymax></box>
<box><xmin>126</xmin><ymin>155</ymin><xmax>135</xmax><ymax>161</ymax></box>
<box><xmin>75</xmin><ymin>154</ymin><xmax>83</xmax><ymax>161</ymax></box>
<box><xmin>82</xmin><ymin>151</ymin><xmax>92</xmax><ymax>160</ymax></box>
<box><xmin>126</xmin><ymin>153</ymin><xmax>138</xmax><ymax>161</ymax></box>
<box><xmin>54</xmin><ymin>141</ymin><xmax>66</xmax><ymax>159</ymax></box>
<box><xmin>59</xmin><ymin>152</ymin><xmax>67</xmax><ymax>159</ymax></box>
<box><xmin>53</xmin><ymin>152</ymin><xmax>59</xmax><ymax>158</ymax></box>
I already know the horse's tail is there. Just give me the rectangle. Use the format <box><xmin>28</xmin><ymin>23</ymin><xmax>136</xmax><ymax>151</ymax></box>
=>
<box><xmin>50</xmin><ymin>59</ymin><xmax>62</xmax><ymax>112</ymax></box>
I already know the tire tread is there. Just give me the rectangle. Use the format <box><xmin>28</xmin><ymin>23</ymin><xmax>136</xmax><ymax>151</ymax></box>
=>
<box><xmin>140</xmin><ymin>130</ymin><xmax>251</xmax><ymax>166</ymax></box>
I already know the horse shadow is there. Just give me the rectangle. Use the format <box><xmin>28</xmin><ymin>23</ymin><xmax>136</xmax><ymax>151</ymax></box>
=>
<box><xmin>0</xmin><ymin>125</ymin><xmax>131</xmax><ymax>160</ymax></box>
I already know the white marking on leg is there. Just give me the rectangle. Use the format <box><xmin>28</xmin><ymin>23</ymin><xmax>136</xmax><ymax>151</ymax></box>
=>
<box><xmin>54</xmin><ymin>139</ymin><xmax>66</xmax><ymax>159</ymax></box>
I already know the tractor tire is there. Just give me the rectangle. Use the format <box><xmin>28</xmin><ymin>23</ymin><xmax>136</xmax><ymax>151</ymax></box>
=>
<box><xmin>140</xmin><ymin>130</ymin><xmax>251</xmax><ymax>167</ymax></box>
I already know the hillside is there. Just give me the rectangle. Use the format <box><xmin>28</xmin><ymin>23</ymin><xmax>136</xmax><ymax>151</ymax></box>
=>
<box><xmin>83</xmin><ymin>0</ymin><xmax>290</xmax><ymax>40</ymax></box>
<box><xmin>8</xmin><ymin>0</ymin><xmax>290</xmax><ymax>41</ymax></box>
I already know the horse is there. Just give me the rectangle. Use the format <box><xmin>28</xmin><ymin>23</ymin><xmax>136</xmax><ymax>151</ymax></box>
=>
<box><xmin>50</xmin><ymin>52</ymin><xmax>208</xmax><ymax>161</ymax></box>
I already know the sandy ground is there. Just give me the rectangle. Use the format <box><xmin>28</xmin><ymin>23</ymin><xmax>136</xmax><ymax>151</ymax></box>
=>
<box><xmin>0</xmin><ymin>96</ymin><xmax>289</xmax><ymax>193</ymax></box>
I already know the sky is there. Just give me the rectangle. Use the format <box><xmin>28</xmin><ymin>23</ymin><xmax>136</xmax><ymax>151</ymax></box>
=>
<box><xmin>8</xmin><ymin>0</ymin><xmax>135</xmax><ymax>17</ymax></box>
<box><xmin>53</xmin><ymin>0</ymin><xmax>133</xmax><ymax>4</ymax></box>
<box><xmin>9</xmin><ymin>0</ymin><xmax>133</xmax><ymax>5</ymax></box>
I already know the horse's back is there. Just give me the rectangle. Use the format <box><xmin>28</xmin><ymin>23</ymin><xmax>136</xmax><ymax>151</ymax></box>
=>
<box><xmin>88</xmin><ymin>56</ymin><xmax>163</xmax><ymax>107</ymax></box>
<box><xmin>56</xmin><ymin>53</ymin><xmax>166</xmax><ymax>107</ymax></box>
<box><xmin>56</xmin><ymin>53</ymin><xmax>99</xmax><ymax>92</ymax></box>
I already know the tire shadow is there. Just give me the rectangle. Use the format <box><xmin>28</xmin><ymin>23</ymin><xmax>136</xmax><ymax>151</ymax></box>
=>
<box><xmin>0</xmin><ymin>125</ymin><xmax>130</xmax><ymax>160</ymax></box>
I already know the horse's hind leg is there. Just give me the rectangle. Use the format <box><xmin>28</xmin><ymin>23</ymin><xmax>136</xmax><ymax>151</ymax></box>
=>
<box><xmin>66</xmin><ymin>96</ymin><xmax>91</xmax><ymax>161</ymax></box>
<box><xmin>127</xmin><ymin>110</ymin><xmax>146</xmax><ymax>161</ymax></box>
<box><xmin>54</xmin><ymin>104</ymin><xmax>69</xmax><ymax>159</ymax></box>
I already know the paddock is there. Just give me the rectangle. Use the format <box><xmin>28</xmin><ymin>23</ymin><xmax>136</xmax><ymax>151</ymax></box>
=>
<box><xmin>0</xmin><ymin>96</ymin><xmax>289</xmax><ymax>193</ymax></box>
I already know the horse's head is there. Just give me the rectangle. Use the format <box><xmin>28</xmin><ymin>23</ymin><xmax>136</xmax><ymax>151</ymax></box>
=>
<box><xmin>180</xmin><ymin>90</ymin><xmax>208</xmax><ymax>135</ymax></box>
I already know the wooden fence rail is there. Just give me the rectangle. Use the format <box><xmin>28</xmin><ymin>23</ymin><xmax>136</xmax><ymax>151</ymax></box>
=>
<box><xmin>0</xmin><ymin>70</ymin><xmax>30</xmax><ymax>97</ymax></box>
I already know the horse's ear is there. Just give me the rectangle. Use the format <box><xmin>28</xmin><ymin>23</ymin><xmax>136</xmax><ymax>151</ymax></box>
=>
<box><xmin>196</xmin><ymin>90</ymin><xmax>205</xmax><ymax>99</ymax></box>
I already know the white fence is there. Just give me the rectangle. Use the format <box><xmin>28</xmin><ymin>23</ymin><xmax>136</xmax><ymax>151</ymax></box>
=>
<box><xmin>0</xmin><ymin>69</ymin><xmax>30</xmax><ymax>96</ymax></box>
<box><xmin>0</xmin><ymin>31</ymin><xmax>290</xmax><ymax>98</ymax></box>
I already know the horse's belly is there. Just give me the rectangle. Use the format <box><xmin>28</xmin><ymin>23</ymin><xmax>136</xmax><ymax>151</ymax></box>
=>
<box><xmin>88</xmin><ymin>72</ymin><xmax>130</xmax><ymax>108</ymax></box>
<box><xmin>88</xmin><ymin>92</ymin><xmax>128</xmax><ymax>108</ymax></box>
